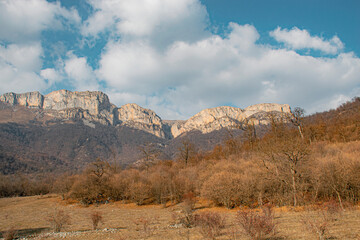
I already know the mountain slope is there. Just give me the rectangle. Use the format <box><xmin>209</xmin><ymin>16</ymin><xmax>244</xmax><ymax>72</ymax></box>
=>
<box><xmin>0</xmin><ymin>90</ymin><xmax>292</xmax><ymax>174</ymax></box>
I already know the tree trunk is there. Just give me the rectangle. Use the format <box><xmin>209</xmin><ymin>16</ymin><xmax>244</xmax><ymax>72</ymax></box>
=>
<box><xmin>291</xmin><ymin>168</ymin><xmax>297</xmax><ymax>207</ymax></box>
<box><xmin>298</xmin><ymin>125</ymin><xmax>304</xmax><ymax>139</ymax></box>
<box><xmin>334</xmin><ymin>188</ymin><xmax>345</xmax><ymax>211</ymax></box>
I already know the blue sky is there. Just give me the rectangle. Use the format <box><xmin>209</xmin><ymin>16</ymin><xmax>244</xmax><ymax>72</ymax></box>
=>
<box><xmin>0</xmin><ymin>0</ymin><xmax>359</xmax><ymax>119</ymax></box>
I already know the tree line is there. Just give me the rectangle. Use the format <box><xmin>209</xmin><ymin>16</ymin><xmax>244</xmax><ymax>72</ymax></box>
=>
<box><xmin>1</xmin><ymin>98</ymin><xmax>360</xmax><ymax>209</ymax></box>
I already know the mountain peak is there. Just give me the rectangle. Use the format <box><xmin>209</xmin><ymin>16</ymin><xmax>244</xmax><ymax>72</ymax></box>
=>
<box><xmin>0</xmin><ymin>90</ymin><xmax>292</xmax><ymax>139</ymax></box>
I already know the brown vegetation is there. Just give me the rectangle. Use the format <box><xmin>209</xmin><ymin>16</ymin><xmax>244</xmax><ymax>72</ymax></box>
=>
<box><xmin>46</xmin><ymin>208</ymin><xmax>71</xmax><ymax>232</ymax></box>
<box><xmin>1</xmin><ymin>98</ymin><xmax>360</xmax><ymax>238</ymax></box>
<box><xmin>1</xmin><ymin>195</ymin><xmax>360</xmax><ymax>239</ymax></box>
<box><xmin>236</xmin><ymin>205</ymin><xmax>276</xmax><ymax>240</ymax></box>
<box><xmin>195</xmin><ymin>211</ymin><xmax>226</xmax><ymax>239</ymax></box>
<box><xmin>89</xmin><ymin>211</ymin><xmax>103</xmax><ymax>230</ymax></box>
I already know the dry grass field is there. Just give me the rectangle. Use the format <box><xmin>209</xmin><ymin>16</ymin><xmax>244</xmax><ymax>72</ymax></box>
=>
<box><xmin>1</xmin><ymin>195</ymin><xmax>360</xmax><ymax>239</ymax></box>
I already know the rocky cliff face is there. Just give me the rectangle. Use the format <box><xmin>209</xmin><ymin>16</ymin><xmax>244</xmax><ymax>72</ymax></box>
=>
<box><xmin>0</xmin><ymin>91</ymin><xmax>44</xmax><ymax>108</ymax></box>
<box><xmin>170</xmin><ymin>106</ymin><xmax>245</xmax><ymax>137</ymax></box>
<box><xmin>116</xmin><ymin>103</ymin><xmax>166</xmax><ymax>138</ymax></box>
<box><xmin>170</xmin><ymin>104</ymin><xmax>291</xmax><ymax>138</ymax></box>
<box><xmin>0</xmin><ymin>90</ymin><xmax>292</xmax><ymax>139</ymax></box>
<box><xmin>244</xmin><ymin>103</ymin><xmax>291</xmax><ymax>117</ymax></box>
<box><xmin>43</xmin><ymin>90</ymin><xmax>112</xmax><ymax>115</ymax></box>
<box><xmin>0</xmin><ymin>90</ymin><xmax>168</xmax><ymax>138</ymax></box>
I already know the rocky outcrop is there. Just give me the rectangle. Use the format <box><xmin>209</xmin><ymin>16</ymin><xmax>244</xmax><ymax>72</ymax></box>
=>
<box><xmin>0</xmin><ymin>91</ymin><xmax>44</xmax><ymax>108</ymax></box>
<box><xmin>170</xmin><ymin>106</ymin><xmax>246</xmax><ymax>137</ymax></box>
<box><xmin>43</xmin><ymin>90</ymin><xmax>112</xmax><ymax>115</ymax></box>
<box><xmin>0</xmin><ymin>90</ymin><xmax>292</xmax><ymax>139</ymax></box>
<box><xmin>116</xmin><ymin>103</ymin><xmax>166</xmax><ymax>138</ymax></box>
<box><xmin>244</xmin><ymin>103</ymin><xmax>291</xmax><ymax>117</ymax></box>
<box><xmin>43</xmin><ymin>90</ymin><xmax>116</xmax><ymax>125</ymax></box>
<box><xmin>0</xmin><ymin>90</ymin><xmax>168</xmax><ymax>138</ymax></box>
<box><xmin>171</xmin><ymin>104</ymin><xmax>291</xmax><ymax>138</ymax></box>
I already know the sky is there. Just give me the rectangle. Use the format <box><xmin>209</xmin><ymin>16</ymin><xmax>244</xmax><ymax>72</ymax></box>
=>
<box><xmin>0</xmin><ymin>0</ymin><xmax>359</xmax><ymax>120</ymax></box>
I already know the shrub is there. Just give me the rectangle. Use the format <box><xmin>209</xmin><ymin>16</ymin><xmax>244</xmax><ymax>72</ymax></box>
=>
<box><xmin>3</xmin><ymin>227</ymin><xmax>17</xmax><ymax>240</ymax></box>
<box><xmin>47</xmin><ymin>208</ymin><xmax>71</xmax><ymax>232</ymax></box>
<box><xmin>301</xmin><ymin>205</ymin><xmax>339</xmax><ymax>240</ymax></box>
<box><xmin>90</xmin><ymin>211</ymin><xmax>103</xmax><ymax>230</ymax></box>
<box><xmin>195</xmin><ymin>211</ymin><xmax>226</xmax><ymax>239</ymax></box>
<box><xmin>236</xmin><ymin>205</ymin><xmax>276</xmax><ymax>240</ymax></box>
<box><xmin>177</xmin><ymin>192</ymin><xmax>197</xmax><ymax>228</ymax></box>
<box><xmin>133</xmin><ymin>217</ymin><xmax>155</xmax><ymax>237</ymax></box>
<box><xmin>201</xmin><ymin>171</ymin><xmax>242</xmax><ymax>208</ymax></box>
<box><xmin>129</xmin><ymin>181</ymin><xmax>151</xmax><ymax>205</ymax></box>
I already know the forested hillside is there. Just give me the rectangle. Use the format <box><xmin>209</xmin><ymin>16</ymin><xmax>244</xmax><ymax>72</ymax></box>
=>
<box><xmin>1</xmin><ymin>98</ymin><xmax>360</xmax><ymax>210</ymax></box>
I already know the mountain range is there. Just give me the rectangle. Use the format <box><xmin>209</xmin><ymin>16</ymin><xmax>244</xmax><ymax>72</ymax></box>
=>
<box><xmin>0</xmin><ymin>90</ymin><xmax>291</xmax><ymax>174</ymax></box>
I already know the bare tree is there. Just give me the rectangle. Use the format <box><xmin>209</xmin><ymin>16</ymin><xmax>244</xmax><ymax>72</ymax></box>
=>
<box><xmin>177</xmin><ymin>139</ymin><xmax>197</xmax><ymax>167</ymax></box>
<box><xmin>290</xmin><ymin>107</ymin><xmax>305</xmax><ymax>139</ymax></box>
<box><xmin>90</xmin><ymin>158</ymin><xmax>110</xmax><ymax>180</ymax></box>
<box><xmin>138</xmin><ymin>143</ymin><xmax>161</xmax><ymax>170</ymax></box>
<box><xmin>238</xmin><ymin>118</ymin><xmax>258</xmax><ymax>148</ymax></box>
<box><xmin>258</xmin><ymin>117</ymin><xmax>309</xmax><ymax>207</ymax></box>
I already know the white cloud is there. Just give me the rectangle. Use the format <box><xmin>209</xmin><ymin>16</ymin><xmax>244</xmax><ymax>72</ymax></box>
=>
<box><xmin>0</xmin><ymin>42</ymin><xmax>43</xmax><ymax>71</ymax></box>
<box><xmin>0</xmin><ymin>0</ymin><xmax>359</xmax><ymax>120</ymax></box>
<box><xmin>82</xmin><ymin>0</ymin><xmax>208</xmax><ymax>46</ymax></box>
<box><xmin>0</xmin><ymin>0</ymin><xmax>81</xmax><ymax>94</ymax></box>
<box><xmin>0</xmin><ymin>42</ymin><xmax>48</xmax><ymax>93</ymax></box>
<box><xmin>0</xmin><ymin>0</ymin><xmax>80</xmax><ymax>43</ymax></box>
<box><xmin>40</xmin><ymin>68</ymin><xmax>63</xmax><ymax>86</ymax></box>
<box><xmin>96</xmin><ymin>23</ymin><xmax>360</xmax><ymax>119</ymax></box>
<box><xmin>97</xmin><ymin>41</ymin><xmax>161</xmax><ymax>93</ymax></box>
<box><xmin>270</xmin><ymin>27</ymin><xmax>344</xmax><ymax>54</ymax></box>
<box><xmin>64</xmin><ymin>52</ymin><xmax>99</xmax><ymax>91</ymax></box>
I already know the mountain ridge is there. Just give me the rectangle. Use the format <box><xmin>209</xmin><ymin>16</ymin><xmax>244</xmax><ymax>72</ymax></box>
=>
<box><xmin>0</xmin><ymin>90</ymin><xmax>291</xmax><ymax>139</ymax></box>
<box><xmin>0</xmin><ymin>89</ymin><xmax>294</xmax><ymax>174</ymax></box>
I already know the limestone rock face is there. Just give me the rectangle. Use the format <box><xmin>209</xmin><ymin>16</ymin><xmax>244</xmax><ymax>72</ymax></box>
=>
<box><xmin>43</xmin><ymin>90</ymin><xmax>111</xmax><ymax>115</ymax></box>
<box><xmin>116</xmin><ymin>103</ymin><xmax>166</xmax><ymax>138</ymax></box>
<box><xmin>0</xmin><ymin>90</ymin><xmax>292</xmax><ymax>139</ymax></box>
<box><xmin>0</xmin><ymin>91</ymin><xmax>44</xmax><ymax>108</ymax></box>
<box><xmin>47</xmin><ymin>108</ymin><xmax>112</xmax><ymax>126</ymax></box>
<box><xmin>171</xmin><ymin>106</ymin><xmax>246</xmax><ymax>138</ymax></box>
<box><xmin>171</xmin><ymin>104</ymin><xmax>291</xmax><ymax>138</ymax></box>
<box><xmin>244</xmin><ymin>103</ymin><xmax>291</xmax><ymax>117</ymax></box>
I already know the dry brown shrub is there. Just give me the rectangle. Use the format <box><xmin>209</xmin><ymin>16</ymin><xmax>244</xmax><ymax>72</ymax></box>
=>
<box><xmin>236</xmin><ymin>205</ymin><xmax>276</xmax><ymax>240</ymax></box>
<box><xmin>173</xmin><ymin>167</ymin><xmax>199</xmax><ymax>202</ymax></box>
<box><xmin>149</xmin><ymin>168</ymin><xmax>171</xmax><ymax>204</ymax></box>
<box><xmin>176</xmin><ymin>192</ymin><xmax>197</xmax><ymax>228</ymax></box>
<box><xmin>301</xmin><ymin>208</ymin><xmax>338</xmax><ymax>240</ymax></box>
<box><xmin>3</xmin><ymin>227</ymin><xmax>17</xmax><ymax>240</ymax></box>
<box><xmin>194</xmin><ymin>211</ymin><xmax>226</xmax><ymax>239</ymax></box>
<box><xmin>321</xmin><ymin>200</ymin><xmax>342</xmax><ymax>219</ymax></box>
<box><xmin>201</xmin><ymin>171</ymin><xmax>241</xmax><ymax>208</ymax></box>
<box><xmin>129</xmin><ymin>181</ymin><xmax>151</xmax><ymax>205</ymax></box>
<box><xmin>90</xmin><ymin>211</ymin><xmax>103</xmax><ymax>230</ymax></box>
<box><xmin>201</xmin><ymin>161</ymin><xmax>261</xmax><ymax>208</ymax></box>
<box><xmin>46</xmin><ymin>208</ymin><xmax>71</xmax><ymax>232</ymax></box>
<box><xmin>309</xmin><ymin>142</ymin><xmax>360</xmax><ymax>208</ymax></box>
<box><xmin>52</xmin><ymin>174</ymin><xmax>76</xmax><ymax>200</ymax></box>
<box><xmin>133</xmin><ymin>217</ymin><xmax>156</xmax><ymax>237</ymax></box>
<box><xmin>69</xmin><ymin>164</ymin><xmax>112</xmax><ymax>205</ymax></box>
<box><xmin>108</xmin><ymin>172</ymin><xmax>132</xmax><ymax>201</ymax></box>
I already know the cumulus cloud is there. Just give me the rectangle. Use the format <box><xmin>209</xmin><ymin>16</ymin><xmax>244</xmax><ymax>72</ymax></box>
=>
<box><xmin>97</xmin><ymin>22</ymin><xmax>360</xmax><ymax>119</ymax></box>
<box><xmin>0</xmin><ymin>0</ymin><xmax>81</xmax><ymax>94</ymax></box>
<box><xmin>0</xmin><ymin>42</ymin><xmax>48</xmax><ymax>93</ymax></box>
<box><xmin>40</xmin><ymin>68</ymin><xmax>63</xmax><ymax>86</ymax></box>
<box><xmin>0</xmin><ymin>0</ymin><xmax>80</xmax><ymax>43</ymax></box>
<box><xmin>0</xmin><ymin>0</ymin><xmax>359</xmax><ymax>120</ymax></box>
<box><xmin>82</xmin><ymin>0</ymin><xmax>209</xmax><ymax>46</ymax></box>
<box><xmin>270</xmin><ymin>27</ymin><xmax>344</xmax><ymax>54</ymax></box>
<box><xmin>64</xmin><ymin>52</ymin><xmax>99</xmax><ymax>91</ymax></box>
<box><xmin>0</xmin><ymin>43</ymin><xmax>43</xmax><ymax>71</ymax></box>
